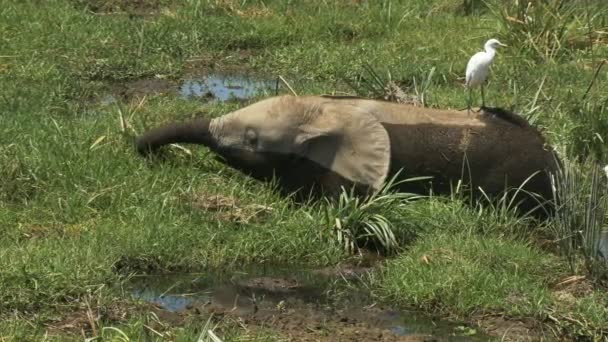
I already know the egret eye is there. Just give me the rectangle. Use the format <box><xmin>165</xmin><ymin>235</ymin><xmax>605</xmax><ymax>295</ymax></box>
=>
<box><xmin>245</xmin><ymin>129</ymin><xmax>258</xmax><ymax>147</ymax></box>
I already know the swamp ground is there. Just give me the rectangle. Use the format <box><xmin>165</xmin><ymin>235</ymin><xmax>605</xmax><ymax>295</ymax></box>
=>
<box><xmin>1</xmin><ymin>0</ymin><xmax>608</xmax><ymax>340</ymax></box>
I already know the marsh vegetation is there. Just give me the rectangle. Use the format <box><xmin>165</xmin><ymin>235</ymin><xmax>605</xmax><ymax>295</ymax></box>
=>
<box><xmin>1</xmin><ymin>0</ymin><xmax>607</xmax><ymax>340</ymax></box>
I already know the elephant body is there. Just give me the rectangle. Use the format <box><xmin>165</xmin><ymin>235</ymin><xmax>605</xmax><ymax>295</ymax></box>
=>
<box><xmin>136</xmin><ymin>95</ymin><xmax>558</xmax><ymax>212</ymax></box>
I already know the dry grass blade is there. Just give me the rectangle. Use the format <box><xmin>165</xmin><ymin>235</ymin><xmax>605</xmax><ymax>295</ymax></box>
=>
<box><xmin>555</xmin><ymin>275</ymin><xmax>586</xmax><ymax>288</ymax></box>
<box><xmin>187</xmin><ymin>192</ymin><xmax>274</xmax><ymax>224</ymax></box>
<box><xmin>206</xmin><ymin>330</ymin><xmax>223</xmax><ymax>342</ymax></box>
<box><xmin>278</xmin><ymin>75</ymin><xmax>298</xmax><ymax>96</ymax></box>
<box><xmin>196</xmin><ymin>315</ymin><xmax>222</xmax><ymax>342</ymax></box>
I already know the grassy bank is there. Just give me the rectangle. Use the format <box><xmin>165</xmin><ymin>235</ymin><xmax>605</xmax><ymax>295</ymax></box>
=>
<box><xmin>1</xmin><ymin>0</ymin><xmax>607</xmax><ymax>340</ymax></box>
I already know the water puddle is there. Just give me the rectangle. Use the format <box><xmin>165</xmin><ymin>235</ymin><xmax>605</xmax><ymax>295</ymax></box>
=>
<box><xmin>127</xmin><ymin>265</ymin><xmax>491</xmax><ymax>341</ymax></box>
<box><xmin>179</xmin><ymin>74</ymin><xmax>275</xmax><ymax>102</ymax></box>
<box><xmin>98</xmin><ymin>74</ymin><xmax>276</xmax><ymax>105</ymax></box>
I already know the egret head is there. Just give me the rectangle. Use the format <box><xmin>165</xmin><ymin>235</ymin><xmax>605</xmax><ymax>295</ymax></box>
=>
<box><xmin>485</xmin><ymin>38</ymin><xmax>507</xmax><ymax>50</ymax></box>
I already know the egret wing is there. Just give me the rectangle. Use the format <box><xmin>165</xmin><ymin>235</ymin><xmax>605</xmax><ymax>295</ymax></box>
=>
<box><xmin>465</xmin><ymin>51</ymin><xmax>491</xmax><ymax>87</ymax></box>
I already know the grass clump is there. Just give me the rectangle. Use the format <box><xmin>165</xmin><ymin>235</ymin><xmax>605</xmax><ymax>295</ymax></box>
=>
<box><xmin>550</xmin><ymin>157</ymin><xmax>608</xmax><ymax>281</ymax></box>
<box><xmin>0</xmin><ymin>145</ymin><xmax>40</xmax><ymax>205</ymax></box>
<box><xmin>563</xmin><ymin>92</ymin><xmax>608</xmax><ymax>162</ymax></box>
<box><xmin>320</xmin><ymin>174</ymin><xmax>426</xmax><ymax>256</ymax></box>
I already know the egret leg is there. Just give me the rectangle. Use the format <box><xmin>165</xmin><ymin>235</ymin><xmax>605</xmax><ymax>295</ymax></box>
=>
<box><xmin>481</xmin><ymin>84</ymin><xmax>486</xmax><ymax>109</ymax></box>
<box><xmin>467</xmin><ymin>87</ymin><xmax>472</xmax><ymax>115</ymax></box>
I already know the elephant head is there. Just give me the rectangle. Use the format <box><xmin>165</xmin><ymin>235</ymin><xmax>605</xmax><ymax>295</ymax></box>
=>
<box><xmin>136</xmin><ymin>96</ymin><xmax>391</xmax><ymax>197</ymax></box>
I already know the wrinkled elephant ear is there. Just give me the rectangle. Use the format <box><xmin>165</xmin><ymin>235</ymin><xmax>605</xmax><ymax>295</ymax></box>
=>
<box><xmin>295</xmin><ymin>102</ymin><xmax>391</xmax><ymax>191</ymax></box>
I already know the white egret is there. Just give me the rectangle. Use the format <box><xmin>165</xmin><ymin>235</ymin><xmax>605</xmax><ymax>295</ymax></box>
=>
<box><xmin>465</xmin><ymin>38</ymin><xmax>507</xmax><ymax>112</ymax></box>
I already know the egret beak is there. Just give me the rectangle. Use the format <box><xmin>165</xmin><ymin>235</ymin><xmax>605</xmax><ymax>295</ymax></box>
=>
<box><xmin>498</xmin><ymin>42</ymin><xmax>508</xmax><ymax>47</ymax></box>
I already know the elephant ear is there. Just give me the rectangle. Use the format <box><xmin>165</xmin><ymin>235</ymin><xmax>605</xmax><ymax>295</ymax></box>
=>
<box><xmin>295</xmin><ymin>102</ymin><xmax>391</xmax><ymax>191</ymax></box>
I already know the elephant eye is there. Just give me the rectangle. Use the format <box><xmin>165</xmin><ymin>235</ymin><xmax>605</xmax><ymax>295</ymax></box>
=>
<box><xmin>244</xmin><ymin>129</ymin><xmax>258</xmax><ymax>148</ymax></box>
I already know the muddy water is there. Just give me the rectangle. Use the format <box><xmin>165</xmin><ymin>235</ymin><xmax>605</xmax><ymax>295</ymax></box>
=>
<box><xmin>129</xmin><ymin>266</ymin><xmax>491</xmax><ymax>341</ymax></box>
<box><xmin>179</xmin><ymin>74</ymin><xmax>275</xmax><ymax>102</ymax></box>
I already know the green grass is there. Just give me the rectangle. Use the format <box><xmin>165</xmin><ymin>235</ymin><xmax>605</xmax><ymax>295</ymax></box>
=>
<box><xmin>372</xmin><ymin>231</ymin><xmax>559</xmax><ymax>317</ymax></box>
<box><xmin>1</xmin><ymin>0</ymin><xmax>608</xmax><ymax>340</ymax></box>
<box><xmin>372</xmin><ymin>228</ymin><xmax>608</xmax><ymax>339</ymax></box>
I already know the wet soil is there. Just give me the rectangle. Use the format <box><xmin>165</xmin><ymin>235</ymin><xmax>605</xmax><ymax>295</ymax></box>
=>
<box><xmin>473</xmin><ymin>315</ymin><xmax>548</xmax><ymax>342</ymax></box>
<box><xmin>184</xmin><ymin>50</ymin><xmax>260</xmax><ymax>75</ymax></box>
<box><xmin>128</xmin><ymin>265</ymin><xmax>492</xmax><ymax>341</ymax></box>
<box><xmin>40</xmin><ymin>260</ymin><xmax>561</xmax><ymax>340</ymax></box>
<box><xmin>110</xmin><ymin>77</ymin><xmax>175</xmax><ymax>101</ymax></box>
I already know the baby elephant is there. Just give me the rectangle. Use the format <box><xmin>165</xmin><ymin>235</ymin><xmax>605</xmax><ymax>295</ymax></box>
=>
<box><xmin>136</xmin><ymin>95</ymin><xmax>558</xmax><ymax>215</ymax></box>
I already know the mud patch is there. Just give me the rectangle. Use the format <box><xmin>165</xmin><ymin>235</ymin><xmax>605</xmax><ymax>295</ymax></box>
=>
<box><xmin>185</xmin><ymin>192</ymin><xmax>274</xmax><ymax>224</ymax></box>
<box><xmin>128</xmin><ymin>266</ymin><xmax>492</xmax><ymax>341</ymax></box>
<box><xmin>551</xmin><ymin>275</ymin><xmax>594</xmax><ymax>308</ymax></box>
<box><xmin>211</xmin><ymin>1</ymin><xmax>275</xmax><ymax>18</ymax></box>
<box><xmin>44</xmin><ymin>300</ymin><xmax>130</xmax><ymax>336</ymax></box>
<box><xmin>73</xmin><ymin>0</ymin><xmax>170</xmax><ymax>16</ymax></box>
<box><xmin>473</xmin><ymin>315</ymin><xmax>547</xmax><ymax>342</ymax></box>
<box><xmin>108</xmin><ymin>77</ymin><xmax>175</xmax><ymax>102</ymax></box>
<box><xmin>185</xmin><ymin>50</ymin><xmax>258</xmax><ymax>75</ymax></box>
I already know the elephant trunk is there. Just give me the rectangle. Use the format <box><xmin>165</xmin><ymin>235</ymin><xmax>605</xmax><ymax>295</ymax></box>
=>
<box><xmin>135</xmin><ymin>118</ymin><xmax>216</xmax><ymax>155</ymax></box>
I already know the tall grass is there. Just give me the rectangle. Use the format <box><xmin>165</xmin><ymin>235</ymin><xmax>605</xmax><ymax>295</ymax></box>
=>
<box><xmin>550</xmin><ymin>158</ymin><xmax>608</xmax><ymax>281</ymax></box>
<box><xmin>559</xmin><ymin>59</ymin><xmax>608</xmax><ymax>162</ymax></box>
<box><xmin>565</xmin><ymin>96</ymin><xmax>608</xmax><ymax>162</ymax></box>
<box><xmin>487</xmin><ymin>0</ymin><xmax>592</xmax><ymax>61</ymax></box>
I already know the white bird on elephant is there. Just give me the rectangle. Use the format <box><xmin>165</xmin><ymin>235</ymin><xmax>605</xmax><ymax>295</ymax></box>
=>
<box><xmin>465</xmin><ymin>38</ymin><xmax>507</xmax><ymax>113</ymax></box>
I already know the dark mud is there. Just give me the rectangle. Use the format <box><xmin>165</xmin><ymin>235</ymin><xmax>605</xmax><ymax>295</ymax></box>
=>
<box><xmin>128</xmin><ymin>265</ymin><xmax>492</xmax><ymax>341</ymax></box>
